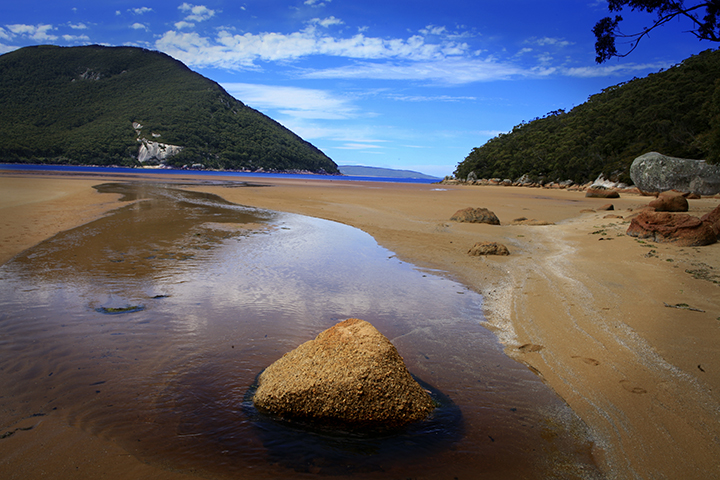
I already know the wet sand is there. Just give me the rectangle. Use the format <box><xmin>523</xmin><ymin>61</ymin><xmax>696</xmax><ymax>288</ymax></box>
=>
<box><xmin>2</xmin><ymin>170</ymin><xmax>720</xmax><ymax>479</ymax></box>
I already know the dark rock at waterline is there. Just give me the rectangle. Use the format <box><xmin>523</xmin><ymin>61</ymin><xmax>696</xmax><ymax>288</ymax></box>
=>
<box><xmin>252</xmin><ymin>318</ymin><xmax>435</xmax><ymax>429</ymax></box>
<box><xmin>630</xmin><ymin>152</ymin><xmax>720</xmax><ymax>195</ymax></box>
<box><xmin>626</xmin><ymin>211</ymin><xmax>717</xmax><ymax>246</ymax></box>
<box><xmin>450</xmin><ymin>207</ymin><xmax>500</xmax><ymax>225</ymax></box>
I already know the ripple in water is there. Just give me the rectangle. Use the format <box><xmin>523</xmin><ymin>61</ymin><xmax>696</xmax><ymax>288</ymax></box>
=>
<box><xmin>0</xmin><ymin>182</ymin><xmax>602</xmax><ymax>479</ymax></box>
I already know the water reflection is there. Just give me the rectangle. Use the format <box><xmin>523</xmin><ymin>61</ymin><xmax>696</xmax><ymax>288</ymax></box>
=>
<box><xmin>0</xmin><ymin>182</ymin><xmax>602</xmax><ymax>479</ymax></box>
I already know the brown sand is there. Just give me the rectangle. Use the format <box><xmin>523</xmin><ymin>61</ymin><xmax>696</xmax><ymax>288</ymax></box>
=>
<box><xmin>2</xmin><ymin>170</ymin><xmax>720</xmax><ymax>478</ymax></box>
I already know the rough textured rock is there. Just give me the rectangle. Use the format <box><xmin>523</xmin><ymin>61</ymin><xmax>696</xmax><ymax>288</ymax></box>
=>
<box><xmin>629</xmin><ymin>152</ymin><xmax>720</xmax><ymax>195</ymax></box>
<box><xmin>468</xmin><ymin>242</ymin><xmax>510</xmax><ymax>256</ymax></box>
<box><xmin>137</xmin><ymin>138</ymin><xmax>183</xmax><ymax>163</ymax></box>
<box><xmin>450</xmin><ymin>207</ymin><xmax>500</xmax><ymax>225</ymax></box>
<box><xmin>700</xmin><ymin>204</ymin><xmax>720</xmax><ymax>238</ymax></box>
<box><xmin>252</xmin><ymin>318</ymin><xmax>435</xmax><ymax>429</ymax></box>
<box><xmin>599</xmin><ymin>204</ymin><xmax>614</xmax><ymax>211</ymax></box>
<box><xmin>585</xmin><ymin>186</ymin><xmax>620</xmax><ymax>198</ymax></box>
<box><xmin>509</xmin><ymin>217</ymin><xmax>554</xmax><ymax>225</ymax></box>
<box><xmin>626</xmin><ymin>211</ymin><xmax>717</xmax><ymax>246</ymax></box>
<box><xmin>648</xmin><ymin>191</ymin><xmax>689</xmax><ymax>212</ymax></box>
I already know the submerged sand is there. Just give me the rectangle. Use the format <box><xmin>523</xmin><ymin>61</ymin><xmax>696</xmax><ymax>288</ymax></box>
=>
<box><xmin>1</xmin><ymin>170</ymin><xmax>719</xmax><ymax>479</ymax></box>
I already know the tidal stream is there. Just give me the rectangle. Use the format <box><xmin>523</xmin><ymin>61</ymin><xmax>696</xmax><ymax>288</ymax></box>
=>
<box><xmin>0</xmin><ymin>181</ymin><xmax>601</xmax><ymax>479</ymax></box>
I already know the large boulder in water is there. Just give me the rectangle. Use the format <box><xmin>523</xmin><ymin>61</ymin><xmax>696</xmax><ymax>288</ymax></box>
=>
<box><xmin>252</xmin><ymin>318</ymin><xmax>435</xmax><ymax>429</ymax></box>
<box><xmin>630</xmin><ymin>152</ymin><xmax>720</xmax><ymax>195</ymax></box>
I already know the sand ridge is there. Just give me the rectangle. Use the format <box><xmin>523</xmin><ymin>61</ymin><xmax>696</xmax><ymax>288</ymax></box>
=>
<box><xmin>1</xmin><ymin>170</ymin><xmax>719</xmax><ymax>479</ymax></box>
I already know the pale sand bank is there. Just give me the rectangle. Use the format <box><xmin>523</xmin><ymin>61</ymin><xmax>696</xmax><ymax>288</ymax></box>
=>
<box><xmin>1</xmin><ymin>170</ymin><xmax>719</xmax><ymax>479</ymax></box>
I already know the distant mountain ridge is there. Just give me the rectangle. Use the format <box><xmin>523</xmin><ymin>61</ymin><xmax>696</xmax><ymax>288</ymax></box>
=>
<box><xmin>339</xmin><ymin>165</ymin><xmax>440</xmax><ymax>179</ymax></box>
<box><xmin>0</xmin><ymin>45</ymin><xmax>338</xmax><ymax>173</ymax></box>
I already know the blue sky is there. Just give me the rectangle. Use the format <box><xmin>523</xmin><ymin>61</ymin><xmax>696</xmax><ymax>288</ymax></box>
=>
<box><xmin>1</xmin><ymin>1</ymin><xmax>715</xmax><ymax>177</ymax></box>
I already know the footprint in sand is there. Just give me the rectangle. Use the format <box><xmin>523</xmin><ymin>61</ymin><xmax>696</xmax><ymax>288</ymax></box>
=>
<box><xmin>571</xmin><ymin>355</ymin><xmax>600</xmax><ymax>366</ymax></box>
<box><xmin>620</xmin><ymin>379</ymin><xmax>647</xmax><ymax>394</ymax></box>
<box><xmin>518</xmin><ymin>343</ymin><xmax>544</xmax><ymax>353</ymax></box>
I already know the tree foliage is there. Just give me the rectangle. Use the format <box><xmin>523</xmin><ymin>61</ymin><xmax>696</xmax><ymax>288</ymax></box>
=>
<box><xmin>454</xmin><ymin>49</ymin><xmax>720</xmax><ymax>183</ymax></box>
<box><xmin>594</xmin><ymin>0</ymin><xmax>720</xmax><ymax>63</ymax></box>
<box><xmin>0</xmin><ymin>45</ymin><xmax>338</xmax><ymax>173</ymax></box>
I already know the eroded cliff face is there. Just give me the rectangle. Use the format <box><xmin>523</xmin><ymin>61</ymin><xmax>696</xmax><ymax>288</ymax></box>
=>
<box><xmin>133</xmin><ymin>122</ymin><xmax>183</xmax><ymax>164</ymax></box>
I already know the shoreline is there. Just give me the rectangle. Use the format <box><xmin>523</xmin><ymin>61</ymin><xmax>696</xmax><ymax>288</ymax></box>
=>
<box><xmin>2</xmin><ymin>170</ymin><xmax>720</xmax><ymax>478</ymax></box>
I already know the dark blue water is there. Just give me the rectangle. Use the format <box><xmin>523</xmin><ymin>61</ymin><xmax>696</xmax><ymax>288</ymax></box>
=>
<box><xmin>0</xmin><ymin>163</ymin><xmax>440</xmax><ymax>184</ymax></box>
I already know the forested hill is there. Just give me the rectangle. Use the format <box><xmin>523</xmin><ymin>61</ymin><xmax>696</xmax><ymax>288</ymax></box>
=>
<box><xmin>455</xmin><ymin>48</ymin><xmax>720</xmax><ymax>184</ymax></box>
<box><xmin>0</xmin><ymin>45</ymin><xmax>339</xmax><ymax>173</ymax></box>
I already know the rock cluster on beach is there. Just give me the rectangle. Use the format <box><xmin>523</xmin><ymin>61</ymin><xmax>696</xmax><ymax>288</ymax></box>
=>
<box><xmin>252</xmin><ymin>318</ymin><xmax>435</xmax><ymax>429</ymax></box>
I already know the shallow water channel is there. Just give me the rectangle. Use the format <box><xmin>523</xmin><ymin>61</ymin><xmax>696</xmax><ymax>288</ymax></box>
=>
<box><xmin>0</xmin><ymin>182</ymin><xmax>601</xmax><ymax>479</ymax></box>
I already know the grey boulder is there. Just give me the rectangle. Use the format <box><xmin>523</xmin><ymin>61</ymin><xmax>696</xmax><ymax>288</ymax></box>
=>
<box><xmin>630</xmin><ymin>152</ymin><xmax>720</xmax><ymax>195</ymax></box>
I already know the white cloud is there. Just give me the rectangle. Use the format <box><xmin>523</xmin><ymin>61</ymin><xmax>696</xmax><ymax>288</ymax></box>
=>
<box><xmin>155</xmin><ymin>27</ymin><xmax>470</xmax><ymax>70</ymax></box>
<box><xmin>179</xmin><ymin>3</ymin><xmax>216</xmax><ymax>23</ymax></box>
<box><xmin>527</xmin><ymin>36</ymin><xmax>572</xmax><ymax>48</ymax></box>
<box><xmin>131</xmin><ymin>23</ymin><xmax>148</xmax><ymax>31</ymax></box>
<box><xmin>68</xmin><ymin>23</ymin><xmax>89</xmax><ymax>30</ymax></box>
<box><xmin>305</xmin><ymin>0</ymin><xmax>332</xmax><ymax>6</ymax></box>
<box><xmin>419</xmin><ymin>25</ymin><xmax>447</xmax><ymax>36</ymax></box>
<box><xmin>308</xmin><ymin>16</ymin><xmax>344</xmax><ymax>28</ymax></box>
<box><xmin>388</xmin><ymin>94</ymin><xmax>477</xmax><ymax>102</ymax></box>
<box><xmin>336</xmin><ymin>142</ymin><xmax>384</xmax><ymax>150</ymax></box>
<box><xmin>222</xmin><ymin>83</ymin><xmax>358</xmax><ymax>120</ymax></box>
<box><xmin>5</xmin><ymin>24</ymin><xmax>58</xmax><ymax>41</ymax></box>
<box><xmin>175</xmin><ymin>21</ymin><xmax>195</xmax><ymax>30</ymax></box>
<box><xmin>62</xmin><ymin>34</ymin><xmax>90</xmax><ymax>42</ymax></box>
<box><xmin>563</xmin><ymin>62</ymin><xmax>668</xmax><ymax>77</ymax></box>
<box><xmin>0</xmin><ymin>27</ymin><xmax>12</xmax><ymax>41</ymax></box>
<box><xmin>301</xmin><ymin>57</ymin><xmax>537</xmax><ymax>85</ymax></box>
<box><xmin>131</xmin><ymin>7</ymin><xmax>153</xmax><ymax>15</ymax></box>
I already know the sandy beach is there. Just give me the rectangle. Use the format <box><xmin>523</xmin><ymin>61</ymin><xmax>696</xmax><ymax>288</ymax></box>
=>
<box><xmin>1</xmin><ymin>169</ymin><xmax>719</xmax><ymax>479</ymax></box>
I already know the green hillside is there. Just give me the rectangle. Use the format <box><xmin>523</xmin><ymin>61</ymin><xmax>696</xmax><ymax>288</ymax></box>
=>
<box><xmin>0</xmin><ymin>45</ymin><xmax>338</xmax><ymax>173</ymax></box>
<box><xmin>455</xmin><ymin>48</ymin><xmax>720</xmax><ymax>184</ymax></box>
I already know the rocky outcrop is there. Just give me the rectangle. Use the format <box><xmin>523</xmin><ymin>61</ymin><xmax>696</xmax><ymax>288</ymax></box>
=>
<box><xmin>133</xmin><ymin>122</ymin><xmax>183</xmax><ymax>164</ymax></box>
<box><xmin>252</xmin><ymin>318</ymin><xmax>435</xmax><ymax>429</ymax></box>
<box><xmin>509</xmin><ymin>217</ymin><xmax>554</xmax><ymax>225</ymax></box>
<box><xmin>626</xmin><ymin>211</ymin><xmax>717</xmax><ymax>246</ymax></box>
<box><xmin>468</xmin><ymin>242</ymin><xmax>510</xmax><ymax>256</ymax></box>
<box><xmin>137</xmin><ymin>138</ymin><xmax>184</xmax><ymax>163</ymax></box>
<box><xmin>585</xmin><ymin>185</ymin><xmax>620</xmax><ymax>198</ymax></box>
<box><xmin>648</xmin><ymin>191</ymin><xmax>689</xmax><ymax>212</ymax></box>
<box><xmin>700</xmin><ymin>204</ymin><xmax>720</xmax><ymax>238</ymax></box>
<box><xmin>630</xmin><ymin>152</ymin><xmax>720</xmax><ymax>195</ymax></box>
<box><xmin>450</xmin><ymin>207</ymin><xmax>500</xmax><ymax>225</ymax></box>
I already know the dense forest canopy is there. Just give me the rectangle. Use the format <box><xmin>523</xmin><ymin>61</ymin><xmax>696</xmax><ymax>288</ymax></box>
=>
<box><xmin>454</xmin><ymin>48</ymin><xmax>720</xmax><ymax>184</ymax></box>
<box><xmin>0</xmin><ymin>45</ymin><xmax>338</xmax><ymax>173</ymax></box>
